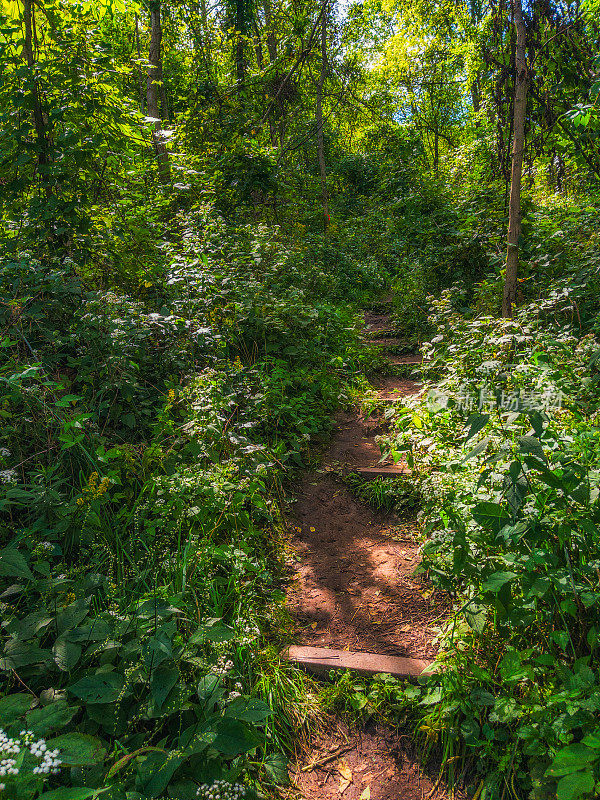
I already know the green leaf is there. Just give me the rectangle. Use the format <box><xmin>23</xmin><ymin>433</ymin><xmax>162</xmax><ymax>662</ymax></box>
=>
<box><xmin>197</xmin><ymin>674</ymin><xmax>224</xmax><ymax>708</ymax></box>
<box><xmin>212</xmin><ymin>718</ymin><xmax>261</xmax><ymax>756</ymax></box>
<box><xmin>0</xmin><ymin>693</ymin><xmax>34</xmax><ymax>724</ymax></box>
<box><xmin>519</xmin><ymin>435</ymin><xmax>547</xmax><ymax>462</ymax></box>
<box><xmin>48</xmin><ymin>733</ymin><xmax>106</xmax><ymax>766</ymax></box>
<box><xmin>472</xmin><ymin>502</ymin><xmax>511</xmax><ymax>533</ymax></box>
<box><xmin>26</xmin><ymin>701</ymin><xmax>78</xmax><ymax>735</ymax></box>
<box><xmin>54</xmin><ymin>394</ymin><xmax>82</xmax><ymax>407</ymax></box>
<box><xmin>53</xmin><ymin>637</ymin><xmax>82</xmax><ymax>671</ymax></box>
<box><xmin>482</xmin><ymin>571</ymin><xmax>517</xmax><ymax>593</ymax></box>
<box><xmin>263</xmin><ymin>752</ymin><xmax>290</xmax><ymax>785</ymax></box>
<box><xmin>463</xmin><ymin>437</ymin><xmax>490</xmax><ymax>461</ymax></box>
<box><xmin>150</xmin><ymin>664</ymin><xmax>179</xmax><ymax>709</ymax></box>
<box><xmin>191</xmin><ymin>619</ymin><xmax>235</xmax><ymax>643</ymax></box>
<box><xmin>38</xmin><ymin>789</ymin><xmax>108</xmax><ymax>800</ymax></box>
<box><xmin>499</xmin><ymin>650</ymin><xmax>532</xmax><ymax>683</ymax></box>
<box><xmin>68</xmin><ymin>673</ymin><xmax>125</xmax><ymax>703</ymax></box>
<box><xmin>105</xmin><ymin>747</ymin><xmax>166</xmax><ymax>780</ymax></box>
<box><xmin>556</xmin><ymin>770</ymin><xmax>595</xmax><ymax>800</ymax></box>
<box><xmin>135</xmin><ymin>750</ymin><xmax>183</xmax><ymax>798</ymax></box>
<box><xmin>224</xmin><ymin>697</ymin><xmax>272</xmax><ymax>723</ymax></box>
<box><xmin>0</xmin><ymin>547</ymin><xmax>34</xmax><ymax>579</ymax></box>
<box><xmin>0</xmin><ymin>640</ymin><xmax>52</xmax><ymax>670</ymax></box>
<box><xmin>465</xmin><ymin>413</ymin><xmax>490</xmax><ymax>441</ymax></box>
<box><xmin>548</xmin><ymin>745</ymin><xmax>599</xmax><ymax>777</ymax></box>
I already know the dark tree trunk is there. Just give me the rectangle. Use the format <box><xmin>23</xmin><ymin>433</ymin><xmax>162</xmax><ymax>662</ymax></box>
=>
<box><xmin>147</xmin><ymin>1</ymin><xmax>170</xmax><ymax>183</ymax></box>
<box><xmin>23</xmin><ymin>0</ymin><xmax>49</xmax><ymax>183</ymax></box>
<box><xmin>135</xmin><ymin>13</ymin><xmax>145</xmax><ymax>112</ymax></box>
<box><xmin>503</xmin><ymin>0</ymin><xmax>528</xmax><ymax>317</ymax></box>
<box><xmin>316</xmin><ymin>3</ymin><xmax>329</xmax><ymax>230</ymax></box>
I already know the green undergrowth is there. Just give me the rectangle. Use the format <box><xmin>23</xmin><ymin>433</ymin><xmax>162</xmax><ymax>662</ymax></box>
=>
<box><xmin>344</xmin><ymin>474</ymin><xmax>420</xmax><ymax>513</ymax></box>
<box><xmin>0</xmin><ymin>208</ymin><xmax>386</xmax><ymax>799</ymax></box>
<box><xmin>372</xmin><ymin>287</ymin><xmax>600</xmax><ymax>800</ymax></box>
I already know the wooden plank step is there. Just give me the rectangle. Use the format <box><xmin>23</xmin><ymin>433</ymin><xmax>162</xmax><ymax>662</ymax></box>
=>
<box><xmin>287</xmin><ymin>645</ymin><xmax>433</xmax><ymax>680</ymax></box>
<box><xmin>352</xmin><ymin>465</ymin><xmax>409</xmax><ymax>478</ymax></box>
<box><xmin>365</xmin><ymin>337</ymin><xmax>404</xmax><ymax>347</ymax></box>
<box><xmin>387</xmin><ymin>354</ymin><xmax>423</xmax><ymax>365</ymax></box>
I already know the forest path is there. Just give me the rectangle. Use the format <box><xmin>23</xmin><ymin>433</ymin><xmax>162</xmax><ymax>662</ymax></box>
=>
<box><xmin>285</xmin><ymin>302</ymin><xmax>450</xmax><ymax>800</ymax></box>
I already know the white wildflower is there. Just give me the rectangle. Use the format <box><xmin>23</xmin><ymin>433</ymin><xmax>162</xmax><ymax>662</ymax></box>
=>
<box><xmin>0</xmin><ymin>469</ymin><xmax>17</xmax><ymax>485</ymax></box>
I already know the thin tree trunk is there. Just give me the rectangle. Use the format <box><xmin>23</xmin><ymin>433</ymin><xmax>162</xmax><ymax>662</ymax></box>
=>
<box><xmin>316</xmin><ymin>3</ymin><xmax>329</xmax><ymax>230</ymax></box>
<box><xmin>147</xmin><ymin>1</ymin><xmax>170</xmax><ymax>183</ymax></box>
<box><xmin>471</xmin><ymin>75</ymin><xmax>481</xmax><ymax>113</ymax></box>
<box><xmin>263</xmin><ymin>0</ymin><xmax>277</xmax><ymax>63</ymax></box>
<box><xmin>135</xmin><ymin>13</ymin><xmax>145</xmax><ymax>113</ymax></box>
<box><xmin>234</xmin><ymin>0</ymin><xmax>248</xmax><ymax>93</ymax></box>
<box><xmin>22</xmin><ymin>0</ymin><xmax>49</xmax><ymax>183</ymax></box>
<box><xmin>503</xmin><ymin>0</ymin><xmax>527</xmax><ymax>317</ymax></box>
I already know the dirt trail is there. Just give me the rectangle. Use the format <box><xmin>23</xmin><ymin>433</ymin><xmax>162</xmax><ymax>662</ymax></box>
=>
<box><xmin>286</xmin><ymin>305</ymin><xmax>449</xmax><ymax>800</ymax></box>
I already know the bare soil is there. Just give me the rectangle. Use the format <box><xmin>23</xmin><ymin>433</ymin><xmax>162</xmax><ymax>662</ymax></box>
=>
<box><xmin>290</xmin><ymin>721</ymin><xmax>441</xmax><ymax>800</ymax></box>
<box><xmin>285</xmin><ymin>307</ymin><xmax>450</xmax><ymax>799</ymax></box>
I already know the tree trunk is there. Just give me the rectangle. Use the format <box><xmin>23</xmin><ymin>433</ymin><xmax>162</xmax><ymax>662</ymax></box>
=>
<box><xmin>262</xmin><ymin>0</ymin><xmax>279</xmax><ymax>145</ymax></box>
<box><xmin>263</xmin><ymin>0</ymin><xmax>277</xmax><ymax>63</ymax></box>
<box><xmin>234</xmin><ymin>0</ymin><xmax>248</xmax><ymax>93</ymax></box>
<box><xmin>135</xmin><ymin>13</ymin><xmax>145</xmax><ymax>113</ymax></box>
<box><xmin>502</xmin><ymin>0</ymin><xmax>527</xmax><ymax>318</ymax></box>
<box><xmin>316</xmin><ymin>3</ymin><xmax>329</xmax><ymax>230</ymax></box>
<box><xmin>147</xmin><ymin>1</ymin><xmax>170</xmax><ymax>183</ymax></box>
<box><xmin>22</xmin><ymin>0</ymin><xmax>50</xmax><ymax>183</ymax></box>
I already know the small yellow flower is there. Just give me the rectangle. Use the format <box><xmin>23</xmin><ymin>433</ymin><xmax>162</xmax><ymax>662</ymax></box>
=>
<box><xmin>310</xmin><ymin>527</ymin><xmax>315</xmax><ymax>532</ymax></box>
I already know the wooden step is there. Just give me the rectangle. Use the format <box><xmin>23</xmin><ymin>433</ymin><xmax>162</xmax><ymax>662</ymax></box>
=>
<box><xmin>287</xmin><ymin>645</ymin><xmax>433</xmax><ymax>680</ymax></box>
<box><xmin>365</xmin><ymin>337</ymin><xmax>404</xmax><ymax>348</ymax></box>
<box><xmin>352</xmin><ymin>465</ymin><xmax>409</xmax><ymax>479</ymax></box>
<box><xmin>386</xmin><ymin>354</ymin><xmax>423</xmax><ymax>365</ymax></box>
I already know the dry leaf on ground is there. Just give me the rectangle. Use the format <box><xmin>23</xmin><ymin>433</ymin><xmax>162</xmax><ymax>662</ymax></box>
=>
<box><xmin>338</xmin><ymin>759</ymin><xmax>353</xmax><ymax>793</ymax></box>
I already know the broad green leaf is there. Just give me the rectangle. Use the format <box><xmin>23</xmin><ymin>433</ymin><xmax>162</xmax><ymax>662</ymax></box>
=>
<box><xmin>105</xmin><ymin>747</ymin><xmax>166</xmax><ymax>780</ymax></box>
<box><xmin>0</xmin><ymin>693</ymin><xmax>34</xmax><ymax>724</ymax></box>
<box><xmin>26</xmin><ymin>701</ymin><xmax>78</xmax><ymax>735</ymax></box>
<box><xmin>463</xmin><ymin>437</ymin><xmax>490</xmax><ymax>461</ymax></box>
<box><xmin>38</xmin><ymin>789</ymin><xmax>108</xmax><ymax>800</ymax></box>
<box><xmin>465</xmin><ymin>413</ymin><xmax>490</xmax><ymax>441</ymax></box>
<box><xmin>49</xmin><ymin>733</ymin><xmax>106</xmax><ymax>766</ymax></box>
<box><xmin>0</xmin><ymin>640</ymin><xmax>52</xmax><ymax>670</ymax></box>
<box><xmin>556</xmin><ymin>770</ymin><xmax>595</xmax><ymax>800</ymax></box>
<box><xmin>150</xmin><ymin>664</ymin><xmax>179</xmax><ymax>709</ymax></box>
<box><xmin>472</xmin><ymin>502</ymin><xmax>511</xmax><ymax>533</ymax></box>
<box><xmin>263</xmin><ymin>752</ymin><xmax>290</xmax><ymax>785</ymax></box>
<box><xmin>135</xmin><ymin>750</ymin><xmax>183</xmax><ymax>798</ymax></box>
<box><xmin>519</xmin><ymin>435</ymin><xmax>546</xmax><ymax>462</ymax></box>
<box><xmin>548</xmin><ymin>745</ymin><xmax>599</xmax><ymax>777</ymax></box>
<box><xmin>499</xmin><ymin>650</ymin><xmax>532</xmax><ymax>683</ymax></box>
<box><xmin>191</xmin><ymin>619</ymin><xmax>235</xmax><ymax>643</ymax></box>
<box><xmin>212</xmin><ymin>718</ymin><xmax>261</xmax><ymax>756</ymax></box>
<box><xmin>482</xmin><ymin>571</ymin><xmax>517</xmax><ymax>593</ymax></box>
<box><xmin>0</xmin><ymin>547</ymin><xmax>34</xmax><ymax>579</ymax></box>
<box><xmin>53</xmin><ymin>637</ymin><xmax>82</xmax><ymax>671</ymax></box>
<box><xmin>68</xmin><ymin>672</ymin><xmax>125</xmax><ymax>703</ymax></box>
<box><xmin>224</xmin><ymin>697</ymin><xmax>272</xmax><ymax>723</ymax></box>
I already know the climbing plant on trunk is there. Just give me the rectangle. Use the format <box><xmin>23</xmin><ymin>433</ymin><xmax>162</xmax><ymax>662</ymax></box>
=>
<box><xmin>147</xmin><ymin>0</ymin><xmax>170</xmax><ymax>183</ymax></box>
<box><xmin>502</xmin><ymin>0</ymin><xmax>528</xmax><ymax>317</ymax></box>
<box><xmin>316</xmin><ymin>0</ymin><xmax>329</xmax><ymax>230</ymax></box>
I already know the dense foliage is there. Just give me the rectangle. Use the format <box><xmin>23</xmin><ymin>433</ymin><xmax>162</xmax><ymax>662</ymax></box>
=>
<box><xmin>2</xmin><ymin>0</ymin><xmax>600</xmax><ymax>796</ymax></box>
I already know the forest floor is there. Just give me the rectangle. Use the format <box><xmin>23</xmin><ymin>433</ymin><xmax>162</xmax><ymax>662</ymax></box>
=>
<box><xmin>284</xmin><ymin>305</ymin><xmax>452</xmax><ymax>800</ymax></box>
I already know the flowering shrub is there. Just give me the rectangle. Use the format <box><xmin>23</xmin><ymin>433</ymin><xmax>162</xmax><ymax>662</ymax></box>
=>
<box><xmin>380</xmin><ymin>292</ymin><xmax>600</xmax><ymax>800</ymax></box>
<box><xmin>196</xmin><ymin>779</ymin><xmax>246</xmax><ymax>799</ymax></box>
